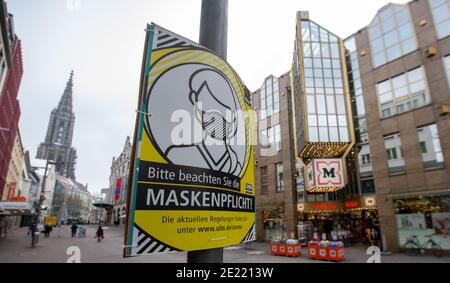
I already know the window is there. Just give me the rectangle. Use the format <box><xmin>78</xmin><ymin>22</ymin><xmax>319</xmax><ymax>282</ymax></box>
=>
<box><xmin>369</xmin><ymin>4</ymin><xmax>417</xmax><ymax>68</ymax></box>
<box><xmin>384</xmin><ymin>133</ymin><xmax>406</xmax><ymax>174</ymax></box>
<box><xmin>361</xmin><ymin>179</ymin><xmax>375</xmax><ymax>194</ymax></box>
<box><xmin>301</xmin><ymin>20</ymin><xmax>350</xmax><ymax>143</ymax></box>
<box><xmin>418</xmin><ymin>124</ymin><xmax>444</xmax><ymax>168</ymax></box>
<box><xmin>376</xmin><ymin>66</ymin><xmax>429</xmax><ymax>118</ymax></box>
<box><xmin>444</xmin><ymin>56</ymin><xmax>450</xmax><ymax>88</ymax></box>
<box><xmin>358</xmin><ymin>144</ymin><xmax>373</xmax><ymax>177</ymax></box>
<box><xmin>260</xmin><ymin>124</ymin><xmax>282</xmax><ymax>154</ymax></box>
<box><xmin>430</xmin><ymin>0</ymin><xmax>450</xmax><ymax>39</ymax></box>
<box><xmin>386</xmin><ymin>148</ymin><xmax>398</xmax><ymax>160</ymax></box>
<box><xmin>259</xmin><ymin>76</ymin><xmax>280</xmax><ymax>119</ymax></box>
<box><xmin>276</xmin><ymin>163</ymin><xmax>284</xmax><ymax>192</ymax></box>
<box><xmin>274</xmin><ymin>124</ymin><xmax>282</xmax><ymax>151</ymax></box>
<box><xmin>420</xmin><ymin>141</ymin><xmax>428</xmax><ymax>153</ymax></box>
<box><xmin>361</xmin><ymin>154</ymin><xmax>372</xmax><ymax>165</ymax></box>
<box><xmin>261</xmin><ymin>166</ymin><xmax>268</xmax><ymax>194</ymax></box>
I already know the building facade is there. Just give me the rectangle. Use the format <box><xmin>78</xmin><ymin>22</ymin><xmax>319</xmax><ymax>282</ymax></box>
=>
<box><xmin>31</xmin><ymin>159</ymin><xmax>56</xmax><ymax>222</ymax></box>
<box><xmin>288</xmin><ymin>11</ymin><xmax>384</xmax><ymax>246</ymax></box>
<box><xmin>108</xmin><ymin>136</ymin><xmax>131</xmax><ymax>225</ymax></box>
<box><xmin>18</xmin><ymin>151</ymin><xmax>41</xmax><ymax>226</ymax></box>
<box><xmin>345</xmin><ymin>0</ymin><xmax>450</xmax><ymax>252</ymax></box>
<box><xmin>0</xmin><ymin>0</ymin><xmax>23</xmax><ymax>198</ymax></box>
<box><xmin>51</xmin><ymin>174</ymin><xmax>92</xmax><ymax>223</ymax></box>
<box><xmin>2</xmin><ymin>129</ymin><xmax>23</xmax><ymax>201</ymax></box>
<box><xmin>36</xmin><ymin>71</ymin><xmax>77</xmax><ymax>179</ymax></box>
<box><xmin>254</xmin><ymin>73</ymin><xmax>298</xmax><ymax>241</ymax></box>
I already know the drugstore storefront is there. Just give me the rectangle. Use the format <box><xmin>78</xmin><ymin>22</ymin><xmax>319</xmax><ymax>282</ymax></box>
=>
<box><xmin>296</xmin><ymin>196</ymin><xmax>379</xmax><ymax>246</ymax></box>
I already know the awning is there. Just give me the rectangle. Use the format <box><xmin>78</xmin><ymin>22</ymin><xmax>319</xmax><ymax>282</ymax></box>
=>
<box><xmin>0</xmin><ymin>202</ymin><xmax>33</xmax><ymax>216</ymax></box>
<box><xmin>93</xmin><ymin>202</ymin><xmax>113</xmax><ymax>209</ymax></box>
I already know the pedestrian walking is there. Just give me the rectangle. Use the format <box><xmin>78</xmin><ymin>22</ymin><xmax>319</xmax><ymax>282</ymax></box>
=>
<box><xmin>44</xmin><ymin>224</ymin><xmax>53</xmax><ymax>238</ymax></box>
<box><xmin>71</xmin><ymin>223</ymin><xmax>78</xmax><ymax>238</ymax></box>
<box><xmin>95</xmin><ymin>226</ymin><xmax>104</xmax><ymax>242</ymax></box>
<box><xmin>29</xmin><ymin>223</ymin><xmax>39</xmax><ymax>247</ymax></box>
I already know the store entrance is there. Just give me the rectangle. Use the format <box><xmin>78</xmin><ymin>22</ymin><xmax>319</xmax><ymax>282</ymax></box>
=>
<box><xmin>263</xmin><ymin>207</ymin><xmax>286</xmax><ymax>242</ymax></box>
<box><xmin>297</xmin><ymin>210</ymin><xmax>379</xmax><ymax>246</ymax></box>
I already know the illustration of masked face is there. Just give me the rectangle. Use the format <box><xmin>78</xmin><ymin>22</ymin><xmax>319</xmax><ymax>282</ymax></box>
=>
<box><xmin>148</xmin><ymin>63</ymin><xmax>246</xmax><ymax>177</ymax></box>
<box><xmin>202</xmin><ymin>110</ymin><xmax>234</xmax><ymax>141</ymax></box>
<box><xmin>189</xmin><ymin>69</ymin><xmax>238</xmax><ymax>143</ymax></box>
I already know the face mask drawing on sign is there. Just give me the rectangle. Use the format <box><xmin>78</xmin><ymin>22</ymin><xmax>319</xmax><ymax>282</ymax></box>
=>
<box><xmin>148</xmin><ymin>65</ymin><xmax>246</xmax><ymax>177</ymax></box>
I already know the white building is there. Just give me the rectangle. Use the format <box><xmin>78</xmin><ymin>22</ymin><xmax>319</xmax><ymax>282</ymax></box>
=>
<box><xmin>108</xmin><ymin>137</ymin><xmax>132</xmax><ymax>225</ymax></box>
<box><xmin>31</xmin><ymin>158</ymin><xmax>56</xmax><ymax>223</ymax></box>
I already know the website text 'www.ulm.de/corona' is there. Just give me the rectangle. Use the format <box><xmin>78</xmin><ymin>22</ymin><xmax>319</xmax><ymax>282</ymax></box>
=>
<box><xmin>177</xmin><ymin>224</ymin><xmax>243</xmax><ymax>234</ymax></box>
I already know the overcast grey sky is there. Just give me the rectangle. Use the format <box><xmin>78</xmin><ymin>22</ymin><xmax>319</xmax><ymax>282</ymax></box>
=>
<box><xmin>8</xmin><ymin>0</ymin><xmax>409</xmax><ymax>194</ymax></box>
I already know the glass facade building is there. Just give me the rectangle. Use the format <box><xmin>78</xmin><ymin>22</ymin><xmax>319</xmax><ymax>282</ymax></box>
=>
<box><xmin>292</xmin><ymin>12</ymin><xmax>354</xmax><ymax>162</ymax></box>
<box><xmin>345</xmin><ymin>0</ymin><xmax>450</xmax><ymax>253</ymax></box>
<box><xmin>260</xmin><ymin>76</ymin><xmax>280</xmax><ymax>120</ymax></box>
<box><xmin>368</xmin><ymin>3</ymin><xmax>417</xmax><ymax>68</ymax></box>
<box><xmin>376</xmin><ymin>66</ymin><xmax>429</xmax><ymax>118</ymax></box>
<box><xmin>345</xmin><ymin>36</ymin><xmax>374</xmax><ymax>194</ymax></box>
<box><xmin>429</xmin><ymin>0</ymin><xmax>450</xmax><ymax>39</ymax></box>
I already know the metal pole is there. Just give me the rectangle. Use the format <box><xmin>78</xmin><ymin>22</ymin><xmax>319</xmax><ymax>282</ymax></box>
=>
<box><xmin>199</xmin><ymin>0</ymin><xmax>228</xmax><ymax>60</ymax></box>
<box><xmin>35</xmin><ymin>159</ymin><xmax>49</xmax><ymax>224</ymax></box>
<box><xmin>187</xmin><ymin>0</ymin><xmax>228</xmax><ymax>263</ymax></box>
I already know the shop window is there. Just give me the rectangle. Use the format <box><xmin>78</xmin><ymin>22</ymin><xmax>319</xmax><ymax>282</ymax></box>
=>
<box><xmin>395</xmin><ymin>195</ymin><xmax>450</xmax><ymax>251</ymax></box>
<box><xmin>417</xmin><ymin>124</ymin><xmax>444</xmax><ymax>169</ymax></box>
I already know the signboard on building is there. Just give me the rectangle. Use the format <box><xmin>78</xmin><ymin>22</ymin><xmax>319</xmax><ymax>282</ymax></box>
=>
<box><xmin>0</xmin><ymin>201</ymin><xmax>33</xmax><ymax>215</ymax></box>
<box><xmin>124</xmin><ymin>24</ymin><xmax>255</xmax><ymax>257</ymax></box>
<box><xmin>44</xmin><ymin>216</ymin><xmax>57</xmax><ymax>226</ymax></box>
<box><xmin>115</xmin><ymin>178</ymin><xmax>122</xmax><ymax>201</ymax></box>
<box><xmin>364</xmin><ymin>196</ymin><xmax>376</xmax><ymax>207</ymax></box>
<box><xmin>304</xmin><ymin>159</ymin><xmax>345</xmax><ymax>192</ymax></box>
<box><xmin>7</xmin><ymin>182</ymin><xmax>17</xmax><ymax>200</ymax></box>
<box><xmin>306</xmin><ymin>162</ymin><xmax>315</xmax><ymax>191</ymax></box>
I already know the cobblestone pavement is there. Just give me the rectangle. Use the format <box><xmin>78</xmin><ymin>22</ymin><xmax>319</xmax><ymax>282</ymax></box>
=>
<box><xmin>1</xmin><ymin>225</ymin><xmax>449</xmax><ymax>263</ymax></box>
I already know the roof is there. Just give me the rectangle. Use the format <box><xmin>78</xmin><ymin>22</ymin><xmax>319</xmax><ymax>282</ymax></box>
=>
<box><xmin>55</xmin><ymin>174</ymin><xmax>90</xmax><ymax>194</ymax></box>
<box><xmin>30</xmin><ymin>158</ymin><xmax>48</xmax><ymax>169</ymax></box>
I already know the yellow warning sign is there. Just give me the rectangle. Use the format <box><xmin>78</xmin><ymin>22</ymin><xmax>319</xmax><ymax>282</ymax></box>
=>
<box><xmin>124</xmin><ymin>24</ymin><xmax>255</xmax><ymax>257</ymax></box>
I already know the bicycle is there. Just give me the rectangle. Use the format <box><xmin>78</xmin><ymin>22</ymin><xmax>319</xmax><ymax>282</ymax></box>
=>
<box><xmin>401</xmin><ymin>234</ymin><xmax>443</xmax><ymax>257</ymax></box>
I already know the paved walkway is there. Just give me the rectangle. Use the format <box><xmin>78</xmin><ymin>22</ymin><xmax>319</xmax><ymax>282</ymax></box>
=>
<box><xmin>0</xmin><ymin>225</ymin><xmax>449</xmax><ymax>263</ymax></box>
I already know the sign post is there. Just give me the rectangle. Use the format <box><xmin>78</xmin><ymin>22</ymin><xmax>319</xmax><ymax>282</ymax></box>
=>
<box><xmin>188</xmin><ymin>0</ymin><xmax>229</xmax><ymax>264</ymax></box>
<box><xmin>124</xmin><ymin>6</ymin><xmax>255</xmax><ymax>260</ymax></box>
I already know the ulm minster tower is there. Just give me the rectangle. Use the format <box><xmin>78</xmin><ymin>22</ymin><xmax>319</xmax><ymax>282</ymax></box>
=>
<box><xmin>36</xmin><ymin>71</ymin><xmax>77</xmax><ymax>179</ymax></box>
